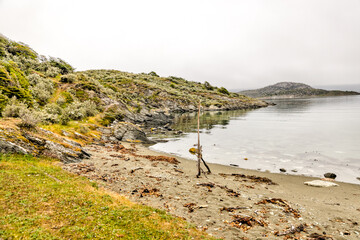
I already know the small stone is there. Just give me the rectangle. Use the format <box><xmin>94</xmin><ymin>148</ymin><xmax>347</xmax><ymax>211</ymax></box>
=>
<box><xmin>291</xmin><ymin>169</ymin><xmax>298</xmax><ymax>172</ymax></box>
<box><xmin>356</xmin><ymin>177</ymin><xmax>360</xmax><ymax>181</ymax></box>
<box><xmin>279</xmin><ymin>168</ymin><xmax>286</xmax><ymax>172</ymax></box>
<box><xmin>324</xmin><ymin>172</ymin><xmax>337</xmax><ymax>179</ymax></box>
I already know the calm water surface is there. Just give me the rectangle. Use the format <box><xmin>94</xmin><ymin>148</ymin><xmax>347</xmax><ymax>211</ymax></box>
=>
<box><xmin>150</xmin><ymin>96</ymin><xmax>360</xmax><ymax>184</ymax></box>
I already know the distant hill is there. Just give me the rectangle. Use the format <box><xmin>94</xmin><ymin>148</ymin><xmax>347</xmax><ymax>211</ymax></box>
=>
<box><xmin>239</xmin><ymin>82</ymin><xmax>360</xmax><ymax>99</ymax></box>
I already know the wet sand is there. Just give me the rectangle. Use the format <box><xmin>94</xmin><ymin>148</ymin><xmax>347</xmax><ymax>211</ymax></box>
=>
<box><xmin>63</xmin><ymin>142</ymin><xmax>360</xmax><ymax>239</ymax></box>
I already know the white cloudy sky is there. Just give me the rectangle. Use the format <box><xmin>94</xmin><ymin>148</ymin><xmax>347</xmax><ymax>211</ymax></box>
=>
<box><xmin>0</xmin><ymin>0</ymin><xmax>359</xmax><ymax>90</ymax></box>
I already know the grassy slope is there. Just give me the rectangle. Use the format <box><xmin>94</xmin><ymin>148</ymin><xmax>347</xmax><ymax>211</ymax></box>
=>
<box><xmin>0</xmin><ymin>154</ymin><xmax>212</xmax><ymax>240</ymax></box>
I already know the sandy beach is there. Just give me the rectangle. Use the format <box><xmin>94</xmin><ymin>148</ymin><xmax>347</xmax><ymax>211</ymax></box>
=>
<box><xmin>63</xmin><ymin>142</ymin><xmax>360</xmax><ymax>239</ymax></box>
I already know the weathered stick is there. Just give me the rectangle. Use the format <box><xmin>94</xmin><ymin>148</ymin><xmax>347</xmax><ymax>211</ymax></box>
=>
<box><xmin>196</xmin><ymin>101</ymin><xmax>211</xmax><ymax>177</ymax></box>
<box><xmin>196</xmin><ymin>101</ymin><xmax>202</xmax><ymax>177</ymax></box>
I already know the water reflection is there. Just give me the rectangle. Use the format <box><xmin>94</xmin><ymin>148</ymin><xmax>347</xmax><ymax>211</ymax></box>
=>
<box><xmin>267</xmin><ymin>98</ymin><xmax>313</xmax><ymax>112</ymax></box>
<box><xmin>171</xmin><ymin>109</ymin><xmax>250</xmax><ymax>133</ymax></box>
<box><xmin>151</xmin><ymin>96</ymin><xmax>360</xmax><ymax>184</ymax></box>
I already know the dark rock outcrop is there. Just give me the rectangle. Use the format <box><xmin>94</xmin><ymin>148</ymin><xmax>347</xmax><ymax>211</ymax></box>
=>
<box><xmin>113</xmin><ymin>122</ymin><xmax>154</xmax><ymax>144</ymax></box>
<box><xmin>0</xmin><ymin>126</ymin><xmax>90</xmax><ymax>163</ymax></box>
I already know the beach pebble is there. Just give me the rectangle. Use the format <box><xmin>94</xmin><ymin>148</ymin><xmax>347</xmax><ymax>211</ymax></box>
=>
<box><xmin>324</xmin><ymin>172</ymin><xmax>337</xmax><ymax>179</ymax></box>
<box><xmin>356</xmin><ymin>177</ymin><xmax>360</xmax><ymax>181</ymax></box>
<box><xmin>279</xmin><ymin>168</ymin><xmax>286</xmax><ymax>172</ymax></box>
<box><xmin>304</xmin><ymin>180</ymin><xmax>339</xmax><ymax>187</ymax></box>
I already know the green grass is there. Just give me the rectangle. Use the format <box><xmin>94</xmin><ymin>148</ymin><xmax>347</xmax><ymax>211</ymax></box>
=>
<box><xmin>0</xmin><ymin>154</ymin><xmax>212</xmax><ymax>239</ymax></box>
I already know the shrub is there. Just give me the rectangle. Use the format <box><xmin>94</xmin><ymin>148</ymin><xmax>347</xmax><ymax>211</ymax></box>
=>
<box><xmin>62</xmin><ymin>100</ymin><xmax>98</xmax><ymax>123</ymax></box>
<box><xmin>45</xmin><ymin>66</ymin><xmax>60</xmax><ymax>77</ymax></box>
<box><xmin>2</xmin><ymin>97</ymin><xmax>28</xmax><ymax>118</ymax></box>
<box><xmin>148</xmin><ymin>71</ymin><xmax>159</xmax><ymax>77</ymax></box>
<box><xmin>60</xmin><ymin>74</ymin><xmax>77</xmax><ymax>83</ymax></box>
<box><xmin>1</xmin><ymin>97</ymin><xmax>40</xmax><ymax>128</ymax></box>
<box><xmin>59</xmin><ymin>113</ymin><xmax>71</xmax><ymax>125</ymax></box>
<box><xmin>218</xmin><ymin>87</ymin><xmax>230</xmax><ymax>95</ymax></box>
<box><xmin>29</xmin><ymin>76</ymin><xmax>54</xmax><ymax>105</ymax></box>
<box><xmin>44</xmin><ymin>103</ymin><xmax>62</xmax><ymax>115</ymax></box>
<box><xmin>17</xmin><ymin>108</ymin><xmax>40</xmax><ymax>129</ymax></box>
<box><xmin>49</xmin><ymin>57</ymin><xmax>74</xmax><ymax>75</ymax></box>
<box><xmin>204</xmin><ymin>81</ymin><xmax>214</xmax><ymax>90</ymax></box>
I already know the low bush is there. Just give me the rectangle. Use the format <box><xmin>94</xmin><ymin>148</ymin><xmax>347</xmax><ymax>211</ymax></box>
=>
<box><xmin>61</xmin><ymin>100</ymin><xmax>98</xmax><ymax>124</ymax></box>
<box><xmin>60</xmin><ymin>74</ymin><xmax>77</xmax><ymax>83</ymax></box>
<box><xmin>148</xmin><ymin>71</ymin><xmax>159</xmax><ymax>77</ymax></box>
<box><xmin>2</xmin><ymin>97</ymin><xmax>28</xmax><ymax>118</ymax></box>
<box><xmin>17</xmin><ymin>108</ymin><xmax>40</xmax><ymax>129</ymax></box>
<box><xmin>204</xmin><ymin>81</ymin><xmax>214</xmax><ymax>90</ymax></box>
<box><xmin>29</xmin><ymin>75</ymin><xmax>54</xmax><ymax>105</ymax></box>
<box><xmin>218</xmin><ymin>87</ymin><xmax>230</xmax><ymax>95</ymax></box>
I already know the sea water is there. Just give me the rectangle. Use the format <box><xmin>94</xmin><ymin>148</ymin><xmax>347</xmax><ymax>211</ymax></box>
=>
<box><xmin>150</xmin><ymin>95</ymin><xmax>360</xmax><ymax>184</ymax></box>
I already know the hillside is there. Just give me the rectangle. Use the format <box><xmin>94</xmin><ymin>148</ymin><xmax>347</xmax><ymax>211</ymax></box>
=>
<box><xmin>239</xmin><ymin>82</ymin><xmax>360</xmax><ymax>99</ymax></box>
<box><xmin>0</xmin><ymin>34</ymin><xmax>267</xmax><ymax>128</ymax></box>
<box><xmin>0</xmin><ymin>34</ymin><xmax>268</xmax><ymax>161</ymax></box>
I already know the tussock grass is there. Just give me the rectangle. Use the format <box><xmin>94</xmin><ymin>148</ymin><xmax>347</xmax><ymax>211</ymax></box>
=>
<box><xmin>0</xmin><ymin>154</ymin><xmax>212</xmax><ymax>239</ymax></box>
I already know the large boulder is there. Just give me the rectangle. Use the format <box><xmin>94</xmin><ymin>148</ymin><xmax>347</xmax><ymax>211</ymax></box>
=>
<box><xmin>113</xmin><ymin>122</ymin><xmax>154</xmax><ymax>144</ymax></box>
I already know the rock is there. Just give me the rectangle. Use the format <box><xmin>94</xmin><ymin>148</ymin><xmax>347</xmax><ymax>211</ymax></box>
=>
<box><xmin>304</xmin><ymin>180</ymin><xmax>338</xmax><ymax>187</ymax></box>
<box><xmin>324</xmin><ymin>172</ymin><xmax>337</xmax><ymax>179</ymax></box>
<box><xmin>0</xmin><ymin>126</ymin><xmax>89</xmax><ymax>163</ymax></box>
<box><xmin>357</xmin><ymin>177</ymin><xmax>360</xmax><ymax>181</ymax></box>
<box><xmin>113</xmin><ymin>122</ymin><xmax>154</xmax><ymax>144</ymax></box>
<box><xmin>279</xmin><ymin>168</ymin><xmax>286</xmax><ymax>172</ymax></box>
<box><xmin>291</xmin><ymin>169</ymin><xmax>298</xmax><ymax>172</ymax></box>
<box><xmin>23</xmin><ymin>133</ymin><xmax>46</xmax><ymax>146</ymax></box>
<box><xmin>43</xmin><ymin>141</ymin><xmax>89</xmax><ymax>163</ymax></box>
<box><xmin>0</xmin><ymin>139</ymin><xmax>29</xmax><ymax>154</ymax></box>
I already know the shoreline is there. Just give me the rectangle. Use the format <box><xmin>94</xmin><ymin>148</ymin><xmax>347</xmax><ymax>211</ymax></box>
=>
<box><xmin>148</xmin><ymin>145</ymin><xmax>360</xmax><ymax>186</ymax></box>
<box><xmin>149</xmin><ymin>145</ymin><xmax>360</xmax><ymax>187</ymax></box>
<box><xmin>64</xmin><ymin>142</ymin><xmax>360</xmax><ymax>239</ymax></box>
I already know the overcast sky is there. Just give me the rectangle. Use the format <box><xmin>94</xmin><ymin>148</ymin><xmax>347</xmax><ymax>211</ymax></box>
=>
<box><xmin>0</xmin><ymin>0</ymin><xmax>359</xmax><ymax>90</ymax></box>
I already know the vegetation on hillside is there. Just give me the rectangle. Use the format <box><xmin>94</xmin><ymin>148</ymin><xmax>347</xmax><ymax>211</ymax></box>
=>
<box><xmin>0</xmin><ymin>34</ymin><xmax>264</xmax><ymax>130</ymax></box>
<box><xmin>239</xmin><ymin>82</ymin><xmax>360</xmax><ymax>99</ymax></box>
<box><xmin>0</xmin><ymin>154</ymin><xmax>211</xmax><ymax>239</ymax></box>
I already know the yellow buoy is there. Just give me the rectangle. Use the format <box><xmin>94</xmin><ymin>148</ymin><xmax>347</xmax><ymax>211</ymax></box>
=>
<box><xmin>189</xmin><ymin>148</ymin><xmax>198</xmax><ymax>155</ymax></box>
